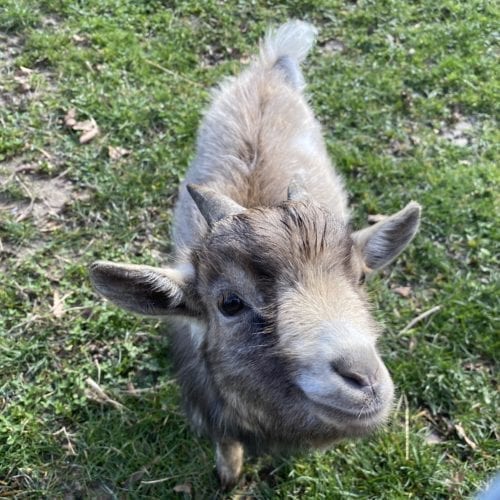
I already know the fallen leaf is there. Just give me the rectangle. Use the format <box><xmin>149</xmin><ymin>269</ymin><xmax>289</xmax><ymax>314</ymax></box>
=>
<box><xmin>367</xmin><ymin>213</ymin><xmax>387</xmax><ymax>223</ymax></box>
<box><xmin>14</xmin><ymin>76</ymin><xmax>31</xmax><ymax>93</ymax></box>
<box><xmin>52</xmin><ymin>290</ymin><xmax>65</xmax><ymax>318</ymax></box>
<box><xmin>64</xmin><ymin>110</ymin><xmax>100</xmax><ymax>143</ymax></box>
<box><xmin>71</xmin><ymin>34</ymin><xmax>89</xmax><ymax>46</ymax></box>
<box><xmin>79</xmin><ymin>125</ymin><xmax>99</xmax><ymax>144</ymax></box>
<box><xmin>425</xmin><ymin>428</ymin><xmax>443</xmax><ymax>445</ymax></box>
<box><xmin>393</xmin><ymin>286</ymin><xmax>412</xmax><ymax>298</ymax></box>
<box><xmin>463</xmin><ymin>361</ymin><xmax>492</xmax><ymax>374</ymax></box>
<box><xmin>108</xmin><ymin>146</ymin><xmax>131</xmax><ymax>160</ymax></box>
<box><xmin>72</xmin><ymin>119</ymin><xmax>95</xmax><ymax>132</ymax></box>
<box><xmin>454</xmin><ymin>423</ymin><xmax>477</xmax><ymax>449</ymax></box>
<box><xmin>64</xmin><ymin>108</ymin><xmax>77</xmax><ymax>128</ymax></box>
<box><xmin>173</xmin><ymin>483</ymin><xmax>192</xmax><ymax>495</ymax></box>
<box><xmin>72</xmin><ymin>118</ymin><xmax>99</xmax><ymax>144</ymax></box>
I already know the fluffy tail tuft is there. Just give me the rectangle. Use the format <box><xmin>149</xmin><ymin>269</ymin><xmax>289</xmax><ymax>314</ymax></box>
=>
<box><xmin>260</xmin><ymin>20</ymin><xmax>317</xmax><ymax>67</ymax></box>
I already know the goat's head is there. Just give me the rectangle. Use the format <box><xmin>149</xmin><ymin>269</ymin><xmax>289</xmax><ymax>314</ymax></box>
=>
<box><xmin>90</xmin><ymin>183</ymin><xmax>420</xmax><ymax>437</ymax></box>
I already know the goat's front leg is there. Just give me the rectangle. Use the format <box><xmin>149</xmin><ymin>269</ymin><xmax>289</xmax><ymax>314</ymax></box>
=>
<box><xmin>215</xmin><ymin>439</ymin><xmax>244</xmax><ymax>490</ymax></box>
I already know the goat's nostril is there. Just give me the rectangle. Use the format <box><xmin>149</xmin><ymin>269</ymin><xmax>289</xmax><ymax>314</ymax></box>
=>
<box><xmin>331</xmin><ymin>362</ymin><xmax>377</xmax><ymax>390</ymax></box>
<box><xmin>343</xmin><ymin>371</ymin><xmax>370</xmax><ymax>388</ymax></box>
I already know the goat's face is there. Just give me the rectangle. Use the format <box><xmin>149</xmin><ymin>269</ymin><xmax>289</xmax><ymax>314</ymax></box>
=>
<box><xmin>90</xmin><ymin>185</ymin><xmax>420</xmax><ymax>438</ymax></box>
<box><xmin>192</xmin><ymin>200</ymin><xmax>394</xmax><ymax>436</ymax></box>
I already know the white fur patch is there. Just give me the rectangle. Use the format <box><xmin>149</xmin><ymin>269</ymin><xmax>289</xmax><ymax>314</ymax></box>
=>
<box><xmin>189</xmin><ymin>321</ymin><xmax>206</xmax><ymax>349</ymax></box>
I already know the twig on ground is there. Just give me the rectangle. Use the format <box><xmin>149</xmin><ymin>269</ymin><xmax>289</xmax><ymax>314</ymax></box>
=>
<box><xmin>454</xmin><ymin>422</ymin><xmax>477</xmax><ymax>450</ymax></box>
<box><xmin>85</xmin><ymin>377</ymin><xmax>127</xmax><ymax>411</ymax></box>
<box><xmin>95</xmin><ymin>359</ymin><xmax>102</xmax><ymax>385</ymax></box>
<box><xmin>404</xmin><ymin>394</ymin><xmax>410</xmax><ymax>461</ymax></box>
<box><xmin>121</xmin><ymin>379</ymin><xmax>176</xmax><ymax>396</ymax></box>
<box><xmin>144</xmin><ymin>59</ymin><xmax>204</xmax><ymax>88</ymax></box>
<box><xmin>55</xmin><ymin>167</ymin><xmax>71</xmax><ymax>180</ymax></box>
<box><xmin>29</xmin><ymin>144</ymin><xmax>53</xmax><ymax>160</ymax></box>
<box><xmin>15</xmin><ymin>164</ymin><xmax>38</xmax><ymax>174</ymax></box>
<box><xmin>14</xmin><ymin>176</ymin><xmax>35</xmax><ymax>222</ymax></box>
<box><xmin>53</xmin><ymin>426</ymin><xmax>77</xmax><ymax>455</ymax></box>
<box><xmin>7</xmin><ymin>314</ymin><xmax>41</xmax><ymax>335</ymax></box>
<box><xmin>400</xmin><ymin>305</ymin><xmax>442</xmax><ymax>334</ymax></box>
<box><xmin>141</xmin><ymin>475</ymin><xmax>184</xmax><ymax>485</ymax></box>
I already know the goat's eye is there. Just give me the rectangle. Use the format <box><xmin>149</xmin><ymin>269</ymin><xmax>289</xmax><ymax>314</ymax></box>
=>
<box><xmin>358</xmin><ymin>273</ymin><xmax>366</xmax><ymax>286</ymax></box>
<box><xmin>218</xmin><ymin>293</ymin><xmax>245</xmax><ymax>316</ymax></box>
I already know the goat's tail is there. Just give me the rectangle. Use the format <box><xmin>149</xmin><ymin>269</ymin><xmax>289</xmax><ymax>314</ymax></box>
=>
<box><xmin>258</xmin><ymin>21</ymin><xmax>317</xmax><ymax>89</ymax></box>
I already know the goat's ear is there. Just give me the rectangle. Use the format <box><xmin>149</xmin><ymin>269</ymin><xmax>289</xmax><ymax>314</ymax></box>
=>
<box><xmin>352</xmin><ymin>202</ymin><xmax>421</xmax><ymax>271</ymax></box>
<box><xmin>89</xmin><ymin>261</ymin><xmax>198</xmax><ymax>317</ymax></box>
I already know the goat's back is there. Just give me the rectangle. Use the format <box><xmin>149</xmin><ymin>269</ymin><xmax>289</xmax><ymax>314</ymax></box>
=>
<box><xmin>172</xmin><ymin>21</ymin><xmax>348</xmax><ymax>254</ymax></box>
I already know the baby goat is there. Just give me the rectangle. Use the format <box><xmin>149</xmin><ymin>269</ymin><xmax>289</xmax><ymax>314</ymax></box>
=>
<box><xmin>90</xmin><ymin>21</ymin><xmax>421</xmax><ymax>488</ymax></box>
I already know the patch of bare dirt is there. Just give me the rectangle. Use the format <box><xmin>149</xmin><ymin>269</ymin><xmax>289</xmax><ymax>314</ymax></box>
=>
<box><xmin>0</xmin><ymin>158</ymin><xmax>90</xmax><ymax>229</ymax></box>
<box><xmin>320</xmin><ymin>38</ymin><xmax>346</xmax><ymax>55</ymax></box>
<box><xmin>0</xmin><ymin>33</ymin><xmax>23</xmax><ymax>69</ymax></box>
<box><xmin>200</xmin><ymin>43</ymin><xmax>248</xmax><ymax>68</ymax></box>
<box><xmin>1</xmin><ymin>66</ymin><xmax>57</xmax><ymax>109</ymax></box>
<box><xmin>0</xmin><ymin>28</ymin><xmax>58</xmax><ymax>110</ymax></box>
<box><xmin>438</xmin><ymin>113</ymin><xmax>476</xmax><ymax>147</ymax></box>
<box><xmin>0</xmin><ymin>33</ymin><xmax>25</xmax><ymax>108</ymax></box>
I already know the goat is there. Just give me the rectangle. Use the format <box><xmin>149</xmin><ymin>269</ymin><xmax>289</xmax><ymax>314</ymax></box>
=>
<box><xmin>90</xmin><ymin>21</ymin><xmax>421</xmax><ymax>489</ymax></box>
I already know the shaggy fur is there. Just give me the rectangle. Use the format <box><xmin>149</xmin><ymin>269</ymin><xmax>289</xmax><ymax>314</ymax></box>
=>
<box><xmin>90</xmin><ymin>21</ymin><xmax>421</xmax><ymax>489</ymax></box>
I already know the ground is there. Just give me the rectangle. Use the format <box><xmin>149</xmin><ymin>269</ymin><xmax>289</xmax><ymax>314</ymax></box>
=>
<box><xmin>0</xmin><ymin>1</ymin><xmax>498</xmax><ymax>498</ymax></box>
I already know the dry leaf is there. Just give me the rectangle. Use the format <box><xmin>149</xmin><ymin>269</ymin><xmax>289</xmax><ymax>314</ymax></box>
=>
<box><xmin>64</xmin><ymin>110</ymin><xmax>99</xmax><ymax>143</ymax></box>
<box><xmin>52</xmin><ymin>290</ymin><xmax>65</xmax><ymax>318</ymax></box>
<box><xmin>71</xmin><ymin>34</ymin><xmax>89</xmax><ymax>45</ymax></box>
<box><xmin>173</xmin><ymin>483</ymin><xmax>192</xmax><ymax>495</ymax></box>
<box><xmin>424</xmin><ymin>428</ymin><xmax>443</xmax><ymax>445</ymax></box>
<box><xmin>72</xmin><ymin>119</ymin><xmax>94</xmax><ymax>132</ymax></box>
<box><xmin>72</xmin><ymin>118</ymin><xmax>99</xmax><ymax>144</ymax></box>
<box><xmin>79</xmin><ymin>125</ymin><xmax>99</xmax><ymax>144</ymax></box>
<box><xmin>108</xmin><ymin>146</ymin><xmax>131</xmax><ymax>160</ymax></box>
<box><xmin>463</xmin><ymin>361</ymin><xmax>491</xmax><ymax>374</ymax></box>
<box><xmin>14</xmin><ymin>76</ymin><xmax>31</xmax><ymax>93</ymax></box>
<box><xmin>393</xmin><ymin>286</ymin><xmax>412</xmax><ymax>298</ymax></box>
<box><xmin>64</xmin><ymin>108</ymin><xmax>77</xmax><ymax>128</ymax></box>
<box><xmin>367</xmin><ymin>213</ymin><xmax>387</xmax><ymax>223</ymax></box>
<box><xmin>454</xmin><ymin>423</ymin><xmax>477</xmax><ymax>449</ymax></box>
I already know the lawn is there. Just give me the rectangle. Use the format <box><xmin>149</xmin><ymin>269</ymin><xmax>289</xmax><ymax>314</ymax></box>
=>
<box><xmin>0</xmin><ymin>0</ymin><xmax>498</xmax><ymax>498</ymax></box>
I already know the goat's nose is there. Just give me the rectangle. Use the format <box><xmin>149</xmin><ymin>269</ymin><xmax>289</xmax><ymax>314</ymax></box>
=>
<box><xmin>331</xmin><ymin>356</ymin><xmax>380</xmax><ymax>391</ymax></box>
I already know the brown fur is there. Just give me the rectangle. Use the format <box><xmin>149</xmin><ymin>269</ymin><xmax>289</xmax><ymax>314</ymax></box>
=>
<box><xmin>90</xmin><ymin>21</ymin><xmax>421</xmax><ymax>489</ymax></box>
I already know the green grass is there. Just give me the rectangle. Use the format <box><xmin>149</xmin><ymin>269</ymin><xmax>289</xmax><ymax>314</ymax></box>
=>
<box><xmin>1</xmin><ymin>0</ymin><xmax>498</xmax><ymax>498</ymax></box>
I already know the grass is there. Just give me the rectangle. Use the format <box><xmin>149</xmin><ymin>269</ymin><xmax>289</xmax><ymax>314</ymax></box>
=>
<box><xmin>0</xmin><ymin>0</ymin><xmax>498</xmax><ymax>498</ymax></box>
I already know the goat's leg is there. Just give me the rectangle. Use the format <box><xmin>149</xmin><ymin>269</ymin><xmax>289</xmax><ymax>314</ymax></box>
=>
<box><xmin>215</xmin><ymin>439</ymin><xmax>244</xmax><ymax>490</ymax></box>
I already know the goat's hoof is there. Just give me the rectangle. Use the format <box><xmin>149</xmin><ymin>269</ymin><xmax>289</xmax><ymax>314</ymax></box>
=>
<box><xmin>218</xmin><ymin>471</ymin><xmax>240</xmax><ymax>492</ymax></box>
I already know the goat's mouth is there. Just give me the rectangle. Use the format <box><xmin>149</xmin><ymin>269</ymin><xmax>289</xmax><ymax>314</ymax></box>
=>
<box><xmin>305</xmin><ymin>395</ymin><xmax>391</xmax><ymax>430</ymax></box>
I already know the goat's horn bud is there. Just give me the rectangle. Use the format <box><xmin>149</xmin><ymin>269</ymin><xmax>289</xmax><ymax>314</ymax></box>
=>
<box><xmin>187</xmin><ymin>184</ymin><xmax>244</xmax><ymax>227</ymax></box>
<box><xmin>287</xmin><ymin>175</ymin><xmax>308</xmax><ymax>201</ymax></box>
